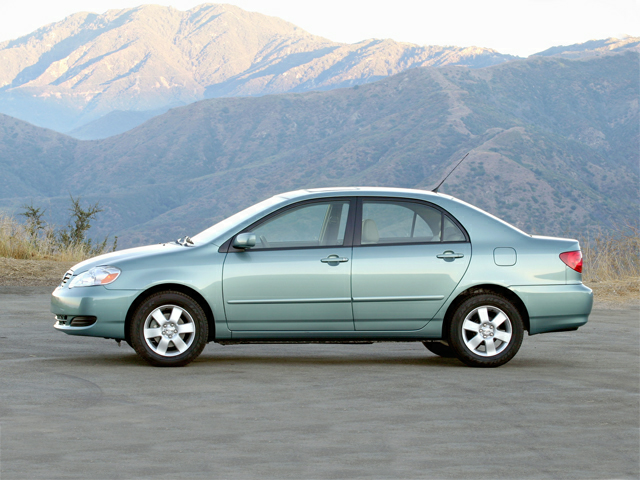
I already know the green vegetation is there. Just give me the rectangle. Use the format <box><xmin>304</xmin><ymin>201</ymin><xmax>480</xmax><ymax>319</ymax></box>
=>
<box><xmin>0</xmin><ymin>197</ymin><xmax>116</xmax><ymax>262</ymax></box>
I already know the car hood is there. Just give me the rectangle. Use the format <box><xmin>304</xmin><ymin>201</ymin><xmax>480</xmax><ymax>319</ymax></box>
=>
<box><xmin>68</xmin><ymin>243</ymin><xmax>187</xmax><ymax>274</ymax></box>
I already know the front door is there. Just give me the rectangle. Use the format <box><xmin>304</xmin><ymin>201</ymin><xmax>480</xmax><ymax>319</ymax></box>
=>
<box><xmin>351</xmin><ymin>198</ymin><xmax>471</xmax><ymax>331</ymax></box>
<box><xmin>223</xmin><ymin>199</ymin><xmax>355</xmax><ymax>332</ymax></box>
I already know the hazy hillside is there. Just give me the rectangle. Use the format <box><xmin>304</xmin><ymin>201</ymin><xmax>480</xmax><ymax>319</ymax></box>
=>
<box><xmin>66</xmin><ymin>106</ymin><xmax>177</xmax><ymax>140</ymax></box>
<box><xmin>0</xmin><ymin>114</ymin><xmax>77</xmax><ymax>198</ymax></box>
<box><xmin>535</xmin><ymin>36</ymin><xmax>639</xmax><ymax>58</ymax></box>
<box><xmin>0</xmin><ymin>3</ymin><xmax>515</xmax><ymax>136</ymax></box>
<box><xmin>0</xmin><ymin>52</ymin><xmax>637</xmax><ymax>247</ymax></box>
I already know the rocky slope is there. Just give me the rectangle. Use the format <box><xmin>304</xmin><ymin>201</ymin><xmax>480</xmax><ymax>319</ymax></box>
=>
<box><xmin>0</xmin><ymin>3</ymin><xmax>515</xmax><ymax>135</ymax></box>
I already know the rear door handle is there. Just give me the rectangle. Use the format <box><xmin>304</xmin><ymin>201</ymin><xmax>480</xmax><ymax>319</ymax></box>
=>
<box><xmin>321</xmin><ymin>255</ymin><xmax>349</xmax><ymax>263</ymax></box>
<box><xmin>437</xmin><ymin>251</ymin><xmax>464</xmax><ymax>259</ymax></box>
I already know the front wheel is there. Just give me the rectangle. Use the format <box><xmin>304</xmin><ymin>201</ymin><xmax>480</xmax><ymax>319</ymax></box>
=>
<box><xmin>130</xmin><ymin>291</ymin><xmax>208</xmax><ymax>367</ymax></box>
<box><xmin>448</xmin><ymin>294</ymin><xmax>524</xmax><ymax>367</ymax></box>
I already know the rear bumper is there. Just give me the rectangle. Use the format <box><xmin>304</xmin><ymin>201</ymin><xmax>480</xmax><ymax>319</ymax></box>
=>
<box><xmin>510</xmin><ymin>284</ymin><xmax>593</xmax><ymax>335</ymax></box>
<box><xmin>51</xmin><ymin>285</ymin><xmax>139</xmax><ymax>339</ymax></box>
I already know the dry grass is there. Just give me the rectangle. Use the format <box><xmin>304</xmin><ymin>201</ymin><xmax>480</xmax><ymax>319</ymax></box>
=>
<box><xmin>580</xmin><ymin>226</ymin><xmax>640</xmax><ymax>307</ymax></box>
<box><xmin>581</xmin><ymin>225</ymin><xmax>640</xmax><ymax>282</ymax></box>
<box><xmin>0</xmin><ymin>213</ymin><xmax>99</xmax><ymax>287</ymax></box>
<box><xmin>0</xmin><ymin>213</ymin><xmax>93</xmax><ymax>263</ymax></box>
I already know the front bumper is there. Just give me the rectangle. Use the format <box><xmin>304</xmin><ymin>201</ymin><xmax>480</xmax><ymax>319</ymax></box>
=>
<box><xmin>511</xmin><ymin>283</ymin><xmax>593</xmax><ymax>335</ymax></box>
<box><xmin>51</xmin><ymin>285</ymin><xmax>139</xmax><ymax>339</ymax></box>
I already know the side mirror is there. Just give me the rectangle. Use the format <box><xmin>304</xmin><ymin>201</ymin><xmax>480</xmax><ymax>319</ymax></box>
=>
<box><xmin>233</xmin><ymin>232</ymin><xmax>257</xmax><ymax>249</ymax></box>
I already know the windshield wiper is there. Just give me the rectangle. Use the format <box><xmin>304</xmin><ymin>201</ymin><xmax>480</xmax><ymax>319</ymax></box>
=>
<box><xmin>176</xmin><ymin>236</ymin><xmax>194</xmax><ymax>246</ymax></box>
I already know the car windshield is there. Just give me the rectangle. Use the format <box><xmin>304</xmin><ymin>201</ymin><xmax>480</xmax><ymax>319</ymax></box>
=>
<box><xmin>191</xmin><ymin>195</ymin><xmax>286</xmax><ymax>245</ymax></box>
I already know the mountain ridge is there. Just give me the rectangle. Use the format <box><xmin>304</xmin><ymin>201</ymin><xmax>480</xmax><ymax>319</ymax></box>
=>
<box><xmin>0</xmin><ymin>3</ymin><xmax>517</xmax><ymax>134</ymax></box>
<box><xmin>0</xmin><ymin>52</ymin><xmax>637</xmax><ymax>247</ymax></box>
<box><xmin>534</xmin><ymin>36</ymin><xmax>639</xmax><ymax>58</ymax></box>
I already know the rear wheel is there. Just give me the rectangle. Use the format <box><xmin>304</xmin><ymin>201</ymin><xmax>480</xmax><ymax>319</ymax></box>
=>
<box><xmin>130</xmin><ymin>291</ymin><xmax>208</xmax><ymax>367</ymax></box>
<box><xmin>448</xmin><ymin>293</ymin><xmax>524</xmax><ymax>367</ymax></box>
<box><xmin>422</xmin><ymin>341</ymin><xmax>456</xmax><ymax>358</ymax></box>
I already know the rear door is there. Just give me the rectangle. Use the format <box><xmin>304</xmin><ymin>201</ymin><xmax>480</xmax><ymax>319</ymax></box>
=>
<box><xmin>351</xmin><ymin>198</ymin><xmax>471</xmax><ymax>331</ymax></box>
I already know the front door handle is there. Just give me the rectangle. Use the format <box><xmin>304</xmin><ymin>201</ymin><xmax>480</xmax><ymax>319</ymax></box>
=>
<box><xmin>437</xmin><ymin>251</ymin><xmax>464</xmax><ymax>259</ymax></box>
<box><xmin>321</xmin><ymin>255</ymin><xmax>349</xmax><ymax>263</ymax></box>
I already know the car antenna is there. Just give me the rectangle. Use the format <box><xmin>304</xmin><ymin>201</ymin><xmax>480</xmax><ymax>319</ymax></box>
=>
<box><xmin>432</xmin><ymin>152</ymin><xmax>470</xmax><ymax>193</ymax></box>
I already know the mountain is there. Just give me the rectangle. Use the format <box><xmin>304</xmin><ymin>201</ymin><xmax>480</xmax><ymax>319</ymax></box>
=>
<box><xmin>0</xmin><ymin>114</ymin><xmax>78</xmax><ymax>199</ymax></box>
<box><xmin>0</xmin><ymin>52</ymin><xmax>637</xmax><ymax>248</ymax></box>
<box><xmin>534</xmin><ymin>36</ymin><xmax>639</xmax><ymax>58</ymax></box>
<box><xmin>66</xmin><ymin>105</ymin><xmax>179</xmax><ymax>140</ymax></box>
<box><xmin>0</xmin><ymin>3</ymin><xmax>516</xmax><ymax>136</ymax></box>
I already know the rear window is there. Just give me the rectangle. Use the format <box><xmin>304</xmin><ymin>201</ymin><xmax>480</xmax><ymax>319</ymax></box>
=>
<box><xmin>360</xmin><ymin>200</ymin><xmax>466</xmax><ymax>245</ymax></box>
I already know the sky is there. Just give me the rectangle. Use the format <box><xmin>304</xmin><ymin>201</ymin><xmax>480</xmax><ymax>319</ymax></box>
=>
<box><xmin>0</xmin><ymin>0</ymin><xmax>638</xmax><ymax>57</ymax></box>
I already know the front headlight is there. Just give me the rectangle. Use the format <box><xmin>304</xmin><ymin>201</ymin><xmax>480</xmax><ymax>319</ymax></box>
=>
<box><xmin>68</xmin><ymin>266</ymin><xmax>121</xmax><ymax>288</ymax></box>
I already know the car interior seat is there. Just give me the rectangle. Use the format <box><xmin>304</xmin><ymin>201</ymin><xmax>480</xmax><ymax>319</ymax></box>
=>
<box><xmin>361</xmin><ymin>219</ymin><xmax>380</xmax><ymax>244</ymax></box>
<box><xmin>443</xmin><ymin>226</ymin><xmax>464</xmax><ymax>242</ymax></box>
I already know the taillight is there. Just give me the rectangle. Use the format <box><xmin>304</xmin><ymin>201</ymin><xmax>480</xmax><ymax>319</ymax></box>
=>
<box><xmin>560</xmin><ymin>251</ymin><xmax>583</xmax><ymax>273</ymax></box>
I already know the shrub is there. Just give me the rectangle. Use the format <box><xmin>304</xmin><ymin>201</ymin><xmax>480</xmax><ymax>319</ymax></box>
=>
<box><xmin>0</xmin><ymin>197</ymin><xmax>116</xmax><ymax>262</ymax></box>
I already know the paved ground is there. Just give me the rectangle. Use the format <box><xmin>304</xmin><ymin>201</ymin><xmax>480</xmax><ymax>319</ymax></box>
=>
<box><xmin>0</xmin><ymin>287</ymin><xmax>638</xmax><ymax>480</ymax></box>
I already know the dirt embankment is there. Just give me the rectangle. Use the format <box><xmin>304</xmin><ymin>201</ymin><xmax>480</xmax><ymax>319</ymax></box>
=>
<box><xmin>588</xmin><ymin>278</ymin><xmax>639</xmax><ymax>309</ymax></box>
<box><xmin>1</xmin><ymin>257</ymin><xmax>637</xmax><ymax>308</ymax></box>
<box><xmin>0</xmin><ymin>257</ymin><xmax>75</xmax><ymax>287</ymax></box>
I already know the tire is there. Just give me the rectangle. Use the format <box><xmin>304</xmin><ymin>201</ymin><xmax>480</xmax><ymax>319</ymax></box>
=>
<box><xmin>423</xmin><ymin>341</ymin><xmax>456</xmax><ymax>358</ymax></box>
<box><xmin>448</xmin><ymin>293</ymin><xmax>524</xmax><ymax>368</ymax></box>
<box><xmin>130</xmin><ymin>291</ymin><xmax>208</xmax><ymax>367</ymax></box>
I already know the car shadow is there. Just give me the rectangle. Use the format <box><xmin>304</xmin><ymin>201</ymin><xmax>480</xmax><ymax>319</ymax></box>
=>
<box><xmin>39</xmin><ymin>351</ymin><xmax>465</xmax><ymax>368</ymax></box>
<box><xmin>194</xmin><ymin>354</ymin><xmax>463</xmax><ymax>368</ymax></box>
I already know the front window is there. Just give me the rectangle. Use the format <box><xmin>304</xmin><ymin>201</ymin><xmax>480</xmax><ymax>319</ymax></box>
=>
<box><xmin>250</xmin><ymin>201</ymin><xmax>350</xmax><ymax>249</ymax></box>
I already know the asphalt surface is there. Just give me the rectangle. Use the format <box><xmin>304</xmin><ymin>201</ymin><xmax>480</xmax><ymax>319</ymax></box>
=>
<box><xmin>0</xmin><ymin>287</ymin><xmax>638</xmax><ymax>480</ymax></box>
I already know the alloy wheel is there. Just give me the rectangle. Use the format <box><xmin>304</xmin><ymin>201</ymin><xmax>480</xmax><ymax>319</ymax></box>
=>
<box><xmin>461</xmin><ymin>305</ymin><xmax>513</xmax><ymax>357</ymax></box>
<box><xmin>143</xmin><ymin>304</ymin><xmax>196</xmax><ymax>357</ymax></box>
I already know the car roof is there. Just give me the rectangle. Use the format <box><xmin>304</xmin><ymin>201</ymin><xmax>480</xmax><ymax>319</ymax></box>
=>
<box><xmin>278</xmin><ymin>186</ymin><xmax>448</xmax><ymax>200</ymax></box>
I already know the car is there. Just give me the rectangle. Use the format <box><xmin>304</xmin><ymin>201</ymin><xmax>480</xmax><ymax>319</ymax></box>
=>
<box><xmin>51</xmin><ymin>187</ymin><xmax>593</xmax><ymax>367</ymax></box>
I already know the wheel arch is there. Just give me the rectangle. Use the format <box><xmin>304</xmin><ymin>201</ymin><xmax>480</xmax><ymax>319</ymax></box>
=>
<box><xmin>125</xmin><ymin>284</ymin><xmax>216</xmax><ymax>344</ymax></box>
<box><xmin>442</xmin><ymin>284</ymin><xmax>530</xmax><ymax>338</ymax></box>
